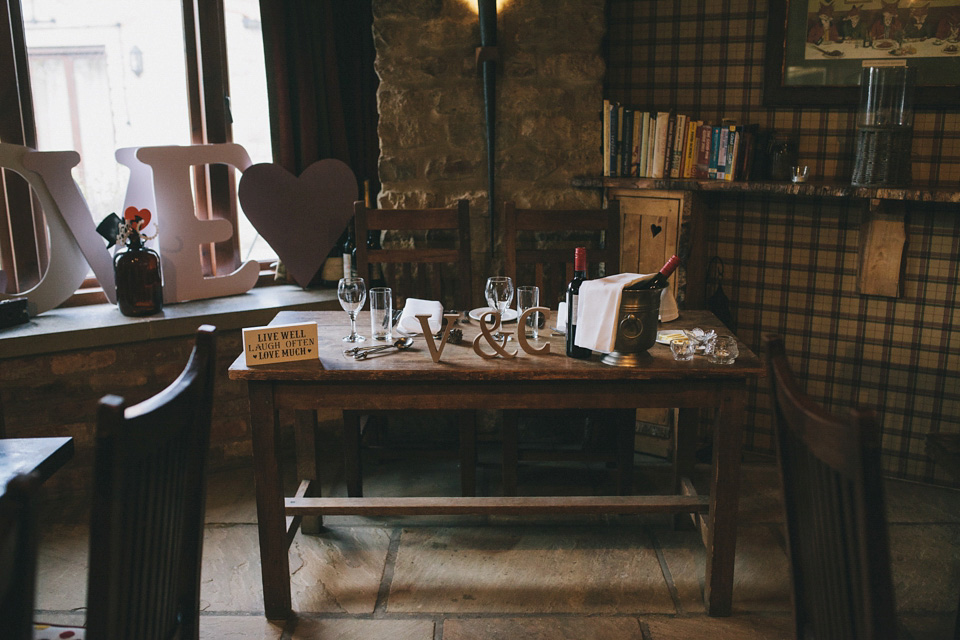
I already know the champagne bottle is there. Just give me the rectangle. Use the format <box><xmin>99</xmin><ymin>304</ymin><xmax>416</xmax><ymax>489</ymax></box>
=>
<box><xmin>565</xmin><ymin>246</ymin><xmax>591</xmax><ymax>359</ymax></box>
<box><xmin>632</xmin><ymin>254</ymin><xmax>680</xmax><ymax>289</ymax></box>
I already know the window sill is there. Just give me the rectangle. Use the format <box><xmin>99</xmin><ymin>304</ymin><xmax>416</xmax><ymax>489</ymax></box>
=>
<box><xmin>0</xmin><ymin>285</ymin><xmax>339</xmax><ymax>359</ymax></box>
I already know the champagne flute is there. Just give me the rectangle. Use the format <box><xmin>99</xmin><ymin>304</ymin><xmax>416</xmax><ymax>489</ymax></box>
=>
<box><xmin>484</xmin><ymin>276</ymin><xmax>514</xmax><ymax>342</ymax></box>
<box><xmin>338</xmin><ymin>277</ymin><xmax>367</xmax><ymax>343</ymax></box>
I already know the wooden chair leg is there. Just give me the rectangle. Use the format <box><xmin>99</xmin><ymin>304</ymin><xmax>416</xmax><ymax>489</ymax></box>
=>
<box><xmin>294</xmin><ymin>410</ymin><xmax>323</xmax><ymax>532</ymax></box>
<box><xmin>343</xmin><ymin>410</ymin><xmax>363</xmax><ymax>498</ymax></box>
<box><xmin>674</xmin><ymin>407</ymin><xmax>699</xmax><ymax>530</ymax></box>
<box><xmin>616</xmin><ymin>409</ymin><xmax>635</xmax><ymax>495</ymax></box>
<box><xmin>459</xmin><ymin>411</ymin><xmax>477</xmax><ymax>497</ymax></box>
<box><xmin>502</xmin><ymin>410</ymin><xmax>519</xmax><ymax>496</ymax></box>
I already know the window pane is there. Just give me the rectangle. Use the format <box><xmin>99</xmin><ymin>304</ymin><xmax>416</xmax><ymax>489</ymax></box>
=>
<box><xmin>224</xmin><ymin>0</ymin><xmax>277</xmax><ymax>263</ymax></box>
<box><xmin>23</xmin><ymin>0</ymin><xmax>192</xmax><ymax>223</ymax></box>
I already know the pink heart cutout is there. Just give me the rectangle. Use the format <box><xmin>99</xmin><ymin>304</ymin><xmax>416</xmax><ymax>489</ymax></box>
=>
<box><xmin>238</xmin><ymin>160</ymin><xmax>357</xmax><ymax>287</ymax></box>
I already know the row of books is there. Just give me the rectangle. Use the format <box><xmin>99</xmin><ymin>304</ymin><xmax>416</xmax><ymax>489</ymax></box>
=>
<box><xmin>602</xmin><ymin>101</ymin><xmax>757</xmax><ymax>182</ymax></box>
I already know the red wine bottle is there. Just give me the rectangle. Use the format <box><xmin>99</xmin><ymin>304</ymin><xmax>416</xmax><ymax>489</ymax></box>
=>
<box><xmin>565</xmin><ymin>246</ymin><xmax>591</xmax><ymax>359</ymax></box>
<box><xmin>632</xmin><ymin>254</ymin><xmax>680</xmax><ymax>289</ymax></box>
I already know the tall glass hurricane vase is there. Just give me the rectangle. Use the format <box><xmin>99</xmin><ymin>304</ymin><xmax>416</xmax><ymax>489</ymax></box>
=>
<box><xmin>338</xmin><ymin>277</ymin><xmax>367</xmax><ymax>343</ymax></box>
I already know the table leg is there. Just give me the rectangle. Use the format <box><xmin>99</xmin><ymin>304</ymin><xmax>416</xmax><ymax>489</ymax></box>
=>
<box><xmin>703</xmin><ymin>382</ymin><xmax>746</xmax><ymax>617</ymax></box>
<box><xmin>459</xmin><ymin>411</ymin><xmax>477</xmax><ymax>497</ymax></box>
<box><xmin>616</xmin><ymin>409</ymin><xmax>635</xmax><ymax>495</ymax></box>
<box><xmin>673</xmin><ymin>407</ymin><xmax>699</xmax><ymax>530</ymax></box>
<box><xmin>502</xmin><ymin>410</ymin><xmax>519</xmax><ymax>496</ymax></box>
<box><xmin>294</xmin><ymin>410</ymin><xmax>323</xmax><ymax>533</ymax></box>
<box><xmin>249</xmin><ymin>382</ymin><xmax>292</xmax><ymax>620</ymax></box>
<box><xmin>343</xmin><ymin>410</ymin><xmax>363</xmax><ymax>498</ymax></box>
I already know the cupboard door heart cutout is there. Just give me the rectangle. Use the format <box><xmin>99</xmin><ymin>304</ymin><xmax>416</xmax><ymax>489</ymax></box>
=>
<box><xmin>650</xmin><ymin>223</ymin><xmax>663</xmax><ymax>237</ymax></box>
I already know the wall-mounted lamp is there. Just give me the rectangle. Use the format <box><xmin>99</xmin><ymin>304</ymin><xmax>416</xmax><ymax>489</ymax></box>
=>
<box><xmin>476</xmin><ymin>0</ymin><xmax>499</xmax><ymax>254</ymax></box>
<box><xmin>129</xmin><ymin>46</ymin><xmax>143</xmax><ymax>77</ymax></box>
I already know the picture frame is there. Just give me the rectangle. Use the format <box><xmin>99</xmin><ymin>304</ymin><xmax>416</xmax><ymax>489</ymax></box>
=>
<box><xmin>763</xmin><ymin>0</ymin><xmax>960</xmax><ymax>107</ymax></box>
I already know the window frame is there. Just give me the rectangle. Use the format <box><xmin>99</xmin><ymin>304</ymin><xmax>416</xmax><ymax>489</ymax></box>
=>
<box><xmin>0</xmin><ymin>0</ymin><xmax>275</xmax><ymax>304</ymax></box>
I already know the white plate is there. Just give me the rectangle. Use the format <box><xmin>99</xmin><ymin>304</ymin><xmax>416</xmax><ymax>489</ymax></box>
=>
<box><xmin>656</xmin><ymin>330</ymin><xmax>687</xmax><ymax>345</ymax></box>
<box><xmin>469</xmin><ymin>307</ymin><xmax>518</xmax><ymax>323</ymax></box>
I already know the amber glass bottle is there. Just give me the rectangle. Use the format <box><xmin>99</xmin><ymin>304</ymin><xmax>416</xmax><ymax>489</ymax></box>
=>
<box><xmin>114</xmin><ymin>229</ymin><xmax>163</xmax><ymax>316</ymax></box>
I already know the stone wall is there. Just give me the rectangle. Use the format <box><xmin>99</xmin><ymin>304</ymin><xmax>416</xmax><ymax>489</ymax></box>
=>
<box><xmin>373</xmin><ymin>0</ymin><xmax>606</xmax><ymax>279</ymax></box>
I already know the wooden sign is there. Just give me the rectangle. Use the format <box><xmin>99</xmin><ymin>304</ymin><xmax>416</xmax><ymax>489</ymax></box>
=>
<box><xmin>243</xmin><ymin>322</ymin><xmax>319</xmax><ymax>366</ymax></box>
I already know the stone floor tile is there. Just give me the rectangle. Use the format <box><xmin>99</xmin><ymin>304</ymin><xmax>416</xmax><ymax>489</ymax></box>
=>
<box><xmin>200</xmin><ymin>614</ymin><xmax>286</xmax><ymax>639</ymax></box>
<box><xmin>388</xmin><ymin>526</ymin><xmax>675</xmax><ymax>614</ymax></box>
<box><xmin>291</xmin><ymin>616</ymin><xmax>434</xmax><ymax>639</ymax></box>
<box><xmin>736</xmin><ymin>463</ymin><xmax>786</xmax><ymax>524</ymax></box>
<box><xmin>644</xmin><ymin>613</ymin><xmax>794</xmax><ymax>639</ymax></box>
<box><xmin>441</xmin><ymin>615</ymin><xmax>644</xmax><ymax>639</ymax></box>
<box><xmin>657</xmin><ymin>524</ymin><xmax>791</xmax><ymax>614</ymax></box>
<box><xmin>290</xmin><ymin>527</ymin><xmax>392</xmax><ymax>613</ymax></box>
<box><xmin>206</xmin><ymin>466</ymin><xmax>259</xmax><ymax>524</ymax></box>
<box><xmin>899</xmin><ymin>613</ymin><xmax>960</xmax><ymax>640</ymax></box>
<box><xmin>200</xmin><ymin>525</ymin><xmax>268</xmax><ymax>612</ymax></box>
<box><xmin>885</xmin><ymin>480</ymin><xmax>960</xmax><ymax>524</ymax></box>
<box><xmin>35</xmin><ymin>524</ymin><xmax>89</xmax><ymax>611</ymax></box>
<box><xmin>888</xmin><ymin>523</ymin><xmax>960</xmax><ymax>613</ymax></box>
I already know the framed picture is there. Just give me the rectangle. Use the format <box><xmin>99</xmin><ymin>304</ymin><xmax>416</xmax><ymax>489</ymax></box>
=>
<box><xmin>764</xmin><ymin>0</ymin><xmax>960</xmax><ymax>107</ymax></box>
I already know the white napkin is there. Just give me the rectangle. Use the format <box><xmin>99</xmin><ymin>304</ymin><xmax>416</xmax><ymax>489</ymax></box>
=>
<box><xmin>660</xmin><ymin>282</ymin><xmax>679</xmax><ymax>322</ymax></box>
<box><xmin>397</xmin><ymin>298</ymin><xmax>444</xmax><ymax>334</ymax></box>
<box><xmin>555</xmin><ymin>301</ymin><xmax>568</xmax><ymax>332</ymax></box>
<box><xmin>574</xmin><ymin>273</ymin><xmax>652</xmax><ymax>353</ymax></box>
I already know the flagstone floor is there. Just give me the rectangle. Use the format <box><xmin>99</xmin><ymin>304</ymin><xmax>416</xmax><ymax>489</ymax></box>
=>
<box><xmin>34</xmin><ymin>442</ymin><xmax>960</xmax><ymax>639</ymax></box>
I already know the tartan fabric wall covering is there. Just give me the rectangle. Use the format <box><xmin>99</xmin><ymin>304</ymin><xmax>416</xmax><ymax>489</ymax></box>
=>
<box><xmin>606</xmin><ymin>0</ymin><xmax>959</xmax><ymax>486</ymax></box>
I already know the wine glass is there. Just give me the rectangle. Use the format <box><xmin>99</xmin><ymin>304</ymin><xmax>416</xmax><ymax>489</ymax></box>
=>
<box><xmin>338</xmin><ymin>277</ymin><xmax>367</xmax><ymax>343</ymax></box>
<box><xmin>484</xmin><ymin>276</ymin><xmax>514</xmax><ymax>342</ymax></box>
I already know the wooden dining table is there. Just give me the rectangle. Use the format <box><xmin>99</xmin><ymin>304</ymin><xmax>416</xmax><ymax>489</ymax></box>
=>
<box><xmin>0</xmin><ymin>436</ymin><xmax>74</xmax><ymax>492</ymax></box>
<box><xmin>228</xmin><ymin>309</ymin><xmax>764</xmax><ymax>620</ymax></box>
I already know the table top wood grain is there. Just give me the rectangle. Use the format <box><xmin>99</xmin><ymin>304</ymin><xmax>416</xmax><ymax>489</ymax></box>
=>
<box><xmin>228</xmin><ymin>309</ymin><xmax>764</xmax><ymax>383</ymax></box>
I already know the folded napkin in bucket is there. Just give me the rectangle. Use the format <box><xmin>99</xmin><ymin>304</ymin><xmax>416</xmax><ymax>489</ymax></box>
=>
<box><xmin>574</xmin><ymin>273</ymin><xmax>679</xmax><ymax>353</ymax></box>
<box><xmin>397</xmin><ymin>298</ymin><xmax>444</xmax><ymax>335</ymax></box>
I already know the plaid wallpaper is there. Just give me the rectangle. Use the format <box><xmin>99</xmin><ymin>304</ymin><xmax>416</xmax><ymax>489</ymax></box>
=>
<box><xmin>606</xmin><ymin>0</ymin><xmax>960</xmax><ymax>486</ymax></box>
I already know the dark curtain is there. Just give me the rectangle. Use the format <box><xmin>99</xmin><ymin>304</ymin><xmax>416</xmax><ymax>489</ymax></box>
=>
<box><xmin>258</xmin><ymin>0</ymin><xmax>379</xmax><ymax>199</ymax></box>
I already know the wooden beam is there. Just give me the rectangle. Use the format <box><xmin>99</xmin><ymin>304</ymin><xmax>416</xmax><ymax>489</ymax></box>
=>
<box><xmin>285</xmin><ymin>495</ymin><xmax>710</xmax><ymax>516</ymax></box>
<box><xmin>858</xmin><ymin>199</ymin><xmax>906</xmax><ymax>297</ymax></box>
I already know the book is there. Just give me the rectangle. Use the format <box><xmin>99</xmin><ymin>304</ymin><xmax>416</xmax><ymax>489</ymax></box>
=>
<box><xmin>663</xmin><ymin>113</ymin><xmax>677</xmax><ymax>178</ymax></box>
<box><xmin>708</xmin><ymin>125</ymin><xmax>721</xmax><ymax>180</ymax></box>
<box><xmin>650</xmin><ymin>111</ymin><xmax>671</xmax><ymax>179</ymax></box>
<box><xmin>613</xmin><ymin>104</ymin><xmax>624</xmax><ymax>177</ymax></box>
<box><xmin>645</xmin><ymin>113</ymin><xmax>658</xmax><ymax>177</ymax></box>
<box><xmin>669</xmin><ymin>114</ymin><xmax>687</xmax><ymax>178</ymax></box>
<box><xmin>694</xmin><ymin>123</ymin><xmax>712</xmax><ymax>179</ymax></box>
<box><xmin>630</xmin><ymin>111</ymin><xmax>642</xmax><ymax>177</ymax></box>
<box><xmin>725</xmin><ymin>127</ymin><xmax>739</xmax><ymax>181</ymax></box>
<box><xmin>620</xmin><ymin>108</ymin><xmax>635</xmax><ymax>177</ymax></box>
<box><xmin>607</xmin><ymin>102</ymin><xmax>619</xmax><ymax>177</ymax></box>
<box><xmin>602</xmin><ymin>99</ymin><xmax>611</xmax><ymax>177</ymax></box>
<box><xmin>638</xmin><ymin>112</ymin><xmax>650</xmax><ymax>178</ymax></box>
<box><xmin>681</xmin><ymin>119</ymin><xmax>699</xmax><ymax>178</ymax></box>
<box><xmin>716</xmin><ymin>126</ymin><xmax>730</xmax><ymax>180</ymax></box>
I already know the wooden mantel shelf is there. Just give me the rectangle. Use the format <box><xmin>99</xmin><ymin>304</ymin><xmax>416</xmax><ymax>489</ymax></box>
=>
<box><xmin>578</xmin><ymin>176</ymin><xmax>959</xmax><ymax>299</ymax></box>
<box><xmin>575</xmin><ymin>176</ymin><xmax>960</xmax><ymax>205</ymax></box>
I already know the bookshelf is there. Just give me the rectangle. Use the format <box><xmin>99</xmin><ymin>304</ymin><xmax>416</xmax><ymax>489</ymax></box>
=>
<box><xmin>576</xmin><ymin>176</ymin><xmax>960</xmax><ymax>300</ymax></box>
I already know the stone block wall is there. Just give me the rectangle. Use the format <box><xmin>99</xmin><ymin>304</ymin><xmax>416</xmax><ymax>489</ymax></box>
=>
<box><xmin>373</xmin><ymin>0</ymin><xmax>607</xmax><ymax>280</ymax></box>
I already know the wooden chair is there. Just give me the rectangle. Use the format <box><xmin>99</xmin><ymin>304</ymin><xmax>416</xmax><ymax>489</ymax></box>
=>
<box><xmin>765</xmin><ymin>335</ymin><xmax>898</xmax><ymax>640</ymax></box>
<box><xmin>501</xmin><ymin>201</ymin><xmax>631</xmax><ymax>496</ymax></box>
<box><xmin>346</xmin><ymin>200</ymin><xmax>477</xmax><ymax>498</ymax></box>
<box><xmin>0</xmin><ymin>473</ymin><xmax>41</xmax><ymax>640</ymax></box>
<box><xmin>36</xmin><ymin>325</ymin><xmax>217</xmax><ymax>640</ymax></box>
<box><xmin>354</xmin><ymin>199</ymin><xmax>473</xmax><ymax>311</ymax></box>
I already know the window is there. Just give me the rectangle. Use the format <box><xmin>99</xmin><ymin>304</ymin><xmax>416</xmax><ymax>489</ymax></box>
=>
<box><xmin>0</xmin><ymin>0</ymin><xmax>275</xmax><ymax>302</ymax></box>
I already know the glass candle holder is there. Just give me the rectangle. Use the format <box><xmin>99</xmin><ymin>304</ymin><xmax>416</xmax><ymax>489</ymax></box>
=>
<box><xmin>670</xmin><ymin>337</ymin><xmax>695</xmax><ymax>361</ymax></box>
<box><xmin>851</xmin><ymin>64</ymin><xmax>915</xmax><ymax>186</ymax></box>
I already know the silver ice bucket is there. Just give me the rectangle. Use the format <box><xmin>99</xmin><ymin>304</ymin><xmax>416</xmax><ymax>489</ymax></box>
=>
<box><xmin>600</xmin><ymin>285</ymin><xmax>663</xmax><ymax>367</ymax></box>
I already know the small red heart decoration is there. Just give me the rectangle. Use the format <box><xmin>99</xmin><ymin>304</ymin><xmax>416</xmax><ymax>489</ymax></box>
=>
<box><xmin>238</xmin><ymin>160</ymin><xmax>358</xmax><ymax>287</ymax></box>
<box><xmin>124</xmin><ymin>206</ymin><xmax>152</xmax><ymax>231</ymax></box>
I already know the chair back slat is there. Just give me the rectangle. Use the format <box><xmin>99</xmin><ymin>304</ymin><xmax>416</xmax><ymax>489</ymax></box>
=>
<box><xmin>503</xmin><ymin>201</ymin><xmax>621</xmax><ymax>307</ymax></box>
<box><xmin>86</xmin><ymin>325</ymin><xmax>217</xmax><ymax>640</ymax></box>
<box><xmin>354</xmin><ymin>200</ymin><xmax>473</xmax><ymax>311</ymax></box>
<box><xmin>765</xmin><ymin>336</ymin><xmax>897</xmax><ymax>640</ymax></box>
